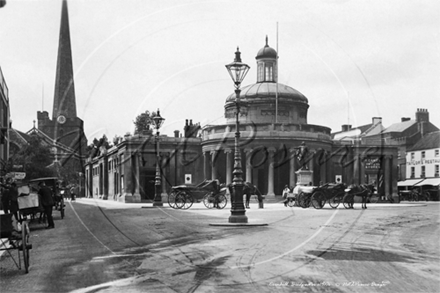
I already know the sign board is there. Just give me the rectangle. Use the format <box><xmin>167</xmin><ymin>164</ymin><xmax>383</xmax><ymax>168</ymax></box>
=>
<box><xmin>185</xmin><ymin>174</ymin><xmax>192</xmax><ymax>184</ymax></box>
<box><xmin>364</xmin><ymin>158</ymin><xmax>381</xmax><ymax>170</ymax></box>
<box><xmin>6</xmin><ymin>172</ymin><xmax>26</xmax><ymax>180</ymax></box>
<box><xmin>335</xmin><ymin>175</ymin><xmax>342</xmax><ymax>183</ymax></box>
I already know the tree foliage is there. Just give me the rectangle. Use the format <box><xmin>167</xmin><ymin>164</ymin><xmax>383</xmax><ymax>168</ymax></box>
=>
<box><xmin>7</xmin><ymin>135</ymin><xmax>54</xmax><ymax>180</ymax></box>
<box><xmin>134</xmin><ymin>110</ymin><xmax>155</xmax><ymax>135</ymax></box>
<box><xmin>86</xmin><ymin>134</ymin><xmax>112</xmax><ymax>158</ymax></box>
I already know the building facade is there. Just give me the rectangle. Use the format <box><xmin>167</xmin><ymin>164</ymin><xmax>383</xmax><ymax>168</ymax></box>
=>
<box><xmin>0</xmin><ymin>67</ymin><xmax>9</xmax><ymax>178</ymax></box>
<box><xmin>405</xmin><ymin>131</ymin><xmax>440</xmax><ymax>184</ymax></box>
<box><xmin>84</xmin><ymin>39</ymin><xmax>399</xmax><ymax>203</ymax></box>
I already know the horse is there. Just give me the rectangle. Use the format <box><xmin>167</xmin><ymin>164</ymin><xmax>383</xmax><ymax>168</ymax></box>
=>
<box><xmin>343</xmin><ymin>184</ymin><xmax>375</xmax><ymax>209</ymax></box>
<box><xmin>243</xmin><ymin>182</ymin><xmax>264</xmax><ymax>209</ymax></box>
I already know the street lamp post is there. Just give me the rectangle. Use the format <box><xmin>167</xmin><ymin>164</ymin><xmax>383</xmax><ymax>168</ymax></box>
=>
<box><xmin>225</xmin><ymin>47</ymin><xmax>250</xmax><ymax>223</ymax></box>
<box><xmin>152</xmin><ymin>109</ymin><xmax>165</xmax><ymax>207</ymax></box>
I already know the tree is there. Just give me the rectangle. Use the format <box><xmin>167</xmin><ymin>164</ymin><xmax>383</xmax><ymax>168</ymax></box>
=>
<box><xmin>7</xmin><ymin>135</ymin><xmax>55</xmax><ymax>180</ymax></box>
<box><xmin>86</xmin><ymin>134</ymin><xmax>112</xmax><ymax>158</ymax></box>
<box><xmin>134</xmin><ymin>110</ymin><xmax>155</xmax><ymax>135</ymax></box>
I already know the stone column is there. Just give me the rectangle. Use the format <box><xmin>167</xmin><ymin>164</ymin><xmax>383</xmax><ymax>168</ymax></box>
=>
<box><xmin>289</xmin><ymin>148</ymin><xmax>296</xmax><ymax>187</ymax></box>
<box><xmin>203</xmin><ymin>151</ymin><xmax>210</xmax><ymax>180</ymax></box>
<box><xmin>353</xmin><ymin>154</ymin><xmax>360</xmax><ymax>185</ymax></box>
<box><xmin>244</xmin><ymin>148</ymin><xmax>253</xmax><ymax>183</ymax></box>
<box><xmin>267</xmin><ymin>147</ymin><xmax>276</xmax><ymax>196</ymax></box>
<box><xmin>384</xmin><ymin>155</ymin><xmax>391</xmax><ymax>199</ymax></box>
<box><xmin>360</xmin><ymin>156</ymin><xmax>366</xmax><ymax>184</ymax></box>
<box><xmin>317</xmin><ymin>150</ymin><xmax>327</xmax><ymax>185</ymax></box>
<box><xmin>132</xmin><ymin>153</ymin><xmax>141</xmax><ymax>202</ymax></box>
<box><xmin>307</xmin><ymin>152</ymin><xmax>314</xmax><ymax>185</ymax></box>
<box><xmin>211</xmin><ymin>150</ymin><xmax>218</xmax><ymax>180</ymax></box>
<box><xmin>225</xmin><ymin>149</ymin><xmax>232</xmax><ymax>185</ymax></box>
<box><xmin>391</xmin><ymin>155</ymin><xmax>399</xmax><ymax>202</ymax></box>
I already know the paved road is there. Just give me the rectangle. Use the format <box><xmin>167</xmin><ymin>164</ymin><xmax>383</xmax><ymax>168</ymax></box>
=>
<box><xmin>1</xmin><ymin>199</ymin><xmax>439</xmax><ymax>293</ymax></box>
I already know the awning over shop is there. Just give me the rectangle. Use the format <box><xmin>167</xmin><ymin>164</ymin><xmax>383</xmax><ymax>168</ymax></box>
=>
<box><xmin>397</xmin><ymin>179</ymin><xmax>425</xmax><ymax>187</ymax></box>
<box><xmin>415</xmin><ymin>178</ymin><xmax>440</xmax><ymax>186</ymax></box>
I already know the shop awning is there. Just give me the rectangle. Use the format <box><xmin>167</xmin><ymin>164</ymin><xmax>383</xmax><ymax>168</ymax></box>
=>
<box><xmin>397</xmin><ymin>179</ymin><xmax>425</xmax><ymax>187</ymax></box>
<box><xmin>415</xmin><ymin>178</ymin><xmax>440</xmax><ymax>186</ymax></box>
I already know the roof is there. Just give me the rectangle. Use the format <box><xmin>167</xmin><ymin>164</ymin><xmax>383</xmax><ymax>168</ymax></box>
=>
<box><xmin>256</xmin><ymin>37</ymin><xmax>277</xmax><ymax>59</ymax></box>
<box><xmin>408</xmin><ymin>131</ymin><xmax>440</xmax><ymax>151</ymax></box>
<box><xmin>332</xmin><ymin>123</ymin><xmax>373</xmax><ymax>137</ymax></box>
<box><xmin>8</xmin><ymin>128</ymin><xmax>30</xmax><ymax>148</ymax></box>
<box><xmin>415</xmin><ymin>178</ymin><xmax>440</xmax><ymax>186</ymax></box>
<box><xmin>226</xmin><ymin>82</ymin><xmax>308</xmax><ymax>104</ymax></box>
<box><xmin>382</xmin><ymin>120</ymin><xmax>416</xmax><ymax>133</ymax></box>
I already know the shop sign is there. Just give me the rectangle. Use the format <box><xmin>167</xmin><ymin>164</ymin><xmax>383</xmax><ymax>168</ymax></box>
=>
<box><xmin>407</xmin><ymin>158</ymin><xmax>440</xmax><ymax>166</ymax></box>
<box><xmin>365</xmin><ymin>158</ymin><xmax>381</xmax><ymax>170</ymax></box>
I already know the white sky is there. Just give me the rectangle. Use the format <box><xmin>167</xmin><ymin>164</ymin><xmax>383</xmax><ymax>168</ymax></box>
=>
<box><xmin>1</xmin><ymin>0</ymin><xmax>439</xmax><ymax>141</ymax></box>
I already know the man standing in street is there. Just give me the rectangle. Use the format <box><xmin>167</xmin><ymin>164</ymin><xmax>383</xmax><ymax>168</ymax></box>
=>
<box><xmin>38</xmin><ymin>181</ymin><xmax>55</xmax><ymax>229</ymax></box>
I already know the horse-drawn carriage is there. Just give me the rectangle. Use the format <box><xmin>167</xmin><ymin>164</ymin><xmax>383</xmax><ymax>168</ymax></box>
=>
<box><xmin>28</xmin><ymin>177</ymin><xmax>65</xmax><ymax>219</ymax></box>
<box><xmin>309</xmin><ymin>183</ymin><xmax>347</xmax><ymax>209</ymax></box>
<box><xmin>0</xmin><ymin>213</ymin><xmax>32</xmax><ymax>273</ymax></box>
<box><xmin>398</xmin><ymin>189</ymin><xmax>429</xmax><ymax>202</ymax></box>
<box><xmin>167</xmin><ymin>179</ymin><xmax>228</xmax><ymax>209</ymax></box>
<box><xmin>291</xmin><ymin>182</ymin><xmax>376</xmax><ymax>210</ymax></box>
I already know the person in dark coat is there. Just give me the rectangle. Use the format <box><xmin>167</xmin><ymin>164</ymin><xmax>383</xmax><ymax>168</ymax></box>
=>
<box><xmin>8</xmin><ymin>182</ymin><xmax>19</xmax><ymax>220</ymax></box>
<box><xmin>38</xmin><ymin>181</ymin><xmax>55</xmax><ymax>229</ymax></box>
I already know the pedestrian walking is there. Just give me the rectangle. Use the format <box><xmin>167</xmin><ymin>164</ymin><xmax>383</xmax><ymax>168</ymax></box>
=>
<box><xmin>70</xmin><ymin>185</ymin><xmax>76</xmax><ymax>201</ymax></box>
<box><xmin>38</xmin><ymin>181</ymin><xmax>55</xmax><ymax>229</ymax></box>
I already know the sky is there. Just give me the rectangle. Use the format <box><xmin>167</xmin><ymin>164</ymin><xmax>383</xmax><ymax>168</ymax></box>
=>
<box><xmin>1</xmin><ymin>0</ymin><xmax>439</xmax><ymax>142</ymax></box>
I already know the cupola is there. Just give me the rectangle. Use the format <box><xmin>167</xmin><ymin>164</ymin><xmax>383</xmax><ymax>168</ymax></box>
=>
<box><xmin>255</xmin><ymin>36</ymin><xmax>278</xmax><ymax>83</ymax></box>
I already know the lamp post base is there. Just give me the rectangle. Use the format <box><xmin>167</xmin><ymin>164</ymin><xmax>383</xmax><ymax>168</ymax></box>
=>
<box><xmin>228</xmin><ymin>213</ymin><xmax>248</xmax><ymax>223</ymax></box>
<box><xmin>153</xmin><ymin>184</ymin><xmax>163</xmax><ymax>207</ymax></box>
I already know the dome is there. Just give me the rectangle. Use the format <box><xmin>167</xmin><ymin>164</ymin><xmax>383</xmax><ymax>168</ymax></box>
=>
<box><xmin>226</xmin><ymin>82</ymin><xmax>308</xmax><ymax>104</ymax></box>
<box><xmin>256</xmin><ymin>36</ymin><xmax>277</xmax><ymax>59</ymax></box>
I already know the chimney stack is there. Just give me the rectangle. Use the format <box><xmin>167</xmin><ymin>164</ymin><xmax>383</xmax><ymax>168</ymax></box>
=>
<box><xmin>372</xmin><ymin>117</ymin><xmax>382</xmax><ymax>125</ymax></box>
<box><xmin>341</xmin><ymin>124</ymin><xmax>352</xmax><ymax>132</ymax></box>
<box><xmin>416</xmin><ymin>108</ymin><xmax>429</xmax><ymax>123</ymax></box>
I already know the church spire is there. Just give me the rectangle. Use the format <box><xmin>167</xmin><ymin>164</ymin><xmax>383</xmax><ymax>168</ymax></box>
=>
<box><xmin>53</xmin><ymin>0</ymin><xmax>77</xmax><ymax>120</ymax></box>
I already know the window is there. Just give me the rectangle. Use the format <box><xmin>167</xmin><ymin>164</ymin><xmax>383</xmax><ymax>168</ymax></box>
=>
<box><xmin>435</xmin><ymin>150</ymin><xmax>439</xmax><ymax>157</ymax></box>
<box><xmin>421</xmin><ymin>166</ymin><xmax>426</xmax><ymax>178</ymax></box>
<box><xmin>421</xmin><ymin>151</ymin><xmax>425</xmax><ymax>159</ymax></box>
<box><xmin>258</xmin><ymin>64</ymin><xmax>264</xmax><ymax>81</ymax></box>
<box><xmin>411</xmin><ymin>167</ymin><xmax>415</xmax><ymax>178</ymax></box>
<box><xmin>435</xmin><ymin>165</ymin><xmax>439</xmax><ymax>177</ymax></box>
<box><xmin>411</xmin><ymin>153</ymin><xmax>415</xmax><ymax>160</ymax></box>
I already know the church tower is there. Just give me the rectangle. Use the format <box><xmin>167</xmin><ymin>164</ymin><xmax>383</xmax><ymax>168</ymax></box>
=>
<box><xmin>36</xmin><ymin>0</ymin><xmax>87</xmax><ymax>172</ymax></box>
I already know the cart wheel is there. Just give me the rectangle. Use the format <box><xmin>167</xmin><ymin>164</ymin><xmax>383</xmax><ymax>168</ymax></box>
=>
<box><xmin>216</xmin><ymin>194</ymin><xmax>227</xmax><ymax>209</ymax></box>
<box><xmin>203</xmin><ymin>192</ymin><xmax>215</xmax><ymax>209</ymax></box>
<box><xmin>342</xmin><ymin>194</ymin><xmax>353</xmax><ymax>209</ymax></box>
<box><xmin>311</xmin><ymin>191</ymin><xmax>325</xmax><ymax>209</ymax></box>
<box><xmin>329</xmin><ymin>195</ymin><xmax>341</xmax><ymax>208</ymax></box>
<box><xmin>298</xmin><ymin>192</ymin><xmax>308</xmax><ymax>208</ymax></box>
<box><xmin>168</xmin><ymin>191</ymin><xmax>182</xmax><ymax>209</ymax></box>
<box><xmin>182</xmin><ymin>194</ymin><xmax>194</xmax><ymax>209</ymax></box>
<box><xmin>167</xmin><ymin>192</ymin><xmax>176</xmax><ymax>208</ymax></box>
<box><xmin>287</xmin><ymin>198</ymin><xmax>295</xmax><ymax>207</ymax></box>
<box><xmin>21</xmin><ymin>222</ymin><xmax>30</xmax><ymax>273</ymax></box>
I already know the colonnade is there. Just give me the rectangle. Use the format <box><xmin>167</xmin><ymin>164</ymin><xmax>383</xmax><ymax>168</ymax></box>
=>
<box><xmin>202</xmin><ymin>147</ymin><xmax>396</xmax><ymax>198</ymax></box>
<box><xmin>203</xmin><ymin>148</ymin><xmax>328</xmax><ymax>196</ymax></box>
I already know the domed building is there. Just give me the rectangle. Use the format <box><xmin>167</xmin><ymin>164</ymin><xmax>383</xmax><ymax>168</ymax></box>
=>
<box><xmin>201</xmin><ymin>37</ymin><xmax>333</xmax><ymax>196</ymax></box>
<box><xmin>83</xmin><ymin>37</ymin><xmax>399</xmax><ymax>203</ymax></box>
